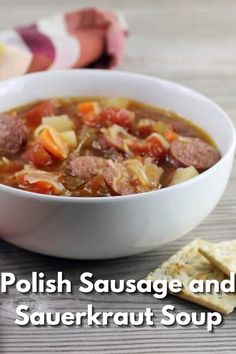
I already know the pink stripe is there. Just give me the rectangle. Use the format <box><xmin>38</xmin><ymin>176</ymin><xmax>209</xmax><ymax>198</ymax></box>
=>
<box><xmin>16</xmin><ymin>24</ymin><xmax>55</xmax><ymax>60</ymax></box>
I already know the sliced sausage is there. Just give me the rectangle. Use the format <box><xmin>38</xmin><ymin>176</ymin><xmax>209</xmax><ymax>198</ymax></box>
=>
<box><xmin>69</xmin><ymin>156</ymin><xmax>106</xmax><ymax>180</ymax></box>
<box><xmin>170</xmin><ymin>137</ymin><xmax>220</xmax><ymax>171</ymax></box>
<box><xmin>101</xmin><ymin>125</ymin><xmax>137</xmax><ymax>154</ymax></box>
<box><xmin>0</xmin><ymin>114</ymin><xmax>27</xmax><ymax>155</ymax></box>
<box><xmin>69</xmin><ymin>156</ymin><xmax>135</xmax><ymax>195</ymax></box>
<box><xmin>103</xmin><ymin>160</ymin><xmax>135</xmax><ymax>195</ymax></box>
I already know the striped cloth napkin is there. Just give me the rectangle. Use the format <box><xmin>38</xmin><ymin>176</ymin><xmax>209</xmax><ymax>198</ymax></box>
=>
<box><xmin>0</xmin><ymin>7</ymin><xmax>128</xmax><ymax>81</ymax></box>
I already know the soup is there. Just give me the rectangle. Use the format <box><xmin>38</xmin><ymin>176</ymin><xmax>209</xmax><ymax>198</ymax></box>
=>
<box><xmin>0</xmin><ymin>97</ymin><xmax>220</xmax><ymax>197</ymax></box>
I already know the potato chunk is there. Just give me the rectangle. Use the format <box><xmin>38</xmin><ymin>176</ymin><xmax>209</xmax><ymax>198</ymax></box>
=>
<box><xmin>42</xmin><ymin>115</ymin><xmax>74</xmax><ymax>132</ymax></box>
<box><xmin>169</xmin><ymin>166</ymin><xmax>199</xmax><ymax>186</ymax></box>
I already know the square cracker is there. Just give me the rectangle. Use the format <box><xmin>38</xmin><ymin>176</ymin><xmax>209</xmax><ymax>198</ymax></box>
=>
<box><xmin>146</xmin><ymin>239</ymin><xmax>236</xmax><ymax>314</ymax></box>
<box><xmin>199</xmin><ymin>239</ymin><xmax>236</xmax><ymax>277</ymax></box>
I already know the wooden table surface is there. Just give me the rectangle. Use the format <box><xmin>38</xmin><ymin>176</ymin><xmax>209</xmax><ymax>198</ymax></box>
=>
<box><xmin>0</xmin><ymin>0</ymin><xmax>236</xmax><ymax>353</ymax></box>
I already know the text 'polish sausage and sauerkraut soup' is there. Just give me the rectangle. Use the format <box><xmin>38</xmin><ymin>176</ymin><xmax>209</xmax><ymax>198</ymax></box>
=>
<box><xmin>0</xmin><ymin>98</ymin><xmax>220</xmax><ymax>197</ymax></box>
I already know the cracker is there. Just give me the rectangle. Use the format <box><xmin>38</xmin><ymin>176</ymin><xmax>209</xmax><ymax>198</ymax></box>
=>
<box><xmin>146</xmin><ymin>239</ymin><xmax>236</xmax><ymax>314</ymax></box>
<box><xmin>199</xmin><ymin>239</ymin><xmax>236</xmax><ymax>277</ymax></box>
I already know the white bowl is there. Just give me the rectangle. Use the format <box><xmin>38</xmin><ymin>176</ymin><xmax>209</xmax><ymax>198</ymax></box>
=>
<box><xmin>0</xmin><ymin>70</ymin><xmax>235</xmax><ymax>259</ymax></box>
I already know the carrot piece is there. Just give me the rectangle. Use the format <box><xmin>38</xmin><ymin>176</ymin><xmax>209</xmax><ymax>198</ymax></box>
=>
<box><xmin>77</xmin><ymin>101</ymin><xmax>100</xmax><ymax>115</ymax></box>
<box><xmin>164</xmin><ymin>130</ymin><xmax>179</xmax><ymax>142</ymax></box>
<box><xmin>38</xmin><ymin>127</ymin><xmax>69</xmax><ymax>159</ymax></box>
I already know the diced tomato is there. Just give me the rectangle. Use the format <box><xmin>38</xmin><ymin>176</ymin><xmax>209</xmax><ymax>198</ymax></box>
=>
<box><xmin>164</xmin><ymin>130</ymin><xmax>179</xmax><ymax>142</ymax></box>
<box><xmin>19</xmin><ymin>179</ymin><xmax>56</xmax><ymax>195</ymax></box>
<box><xmin>28</xmin><ymin>181</ymin><xmax>56</xmax><ymax>195</ymax></box>
<box><xmin>80</xmin><ymin>107</ymin><xmax>135</xmax><ymax>129</ymax></box>
<box><xmin>130</xmin><ymin>138</ymin><xmax>164</xmax><ymax>159</ymax></box>
<box><xmin>146</xmin><ymin>135</ymin><xmax>165</xmax><ymax>157</ymax></box>
<box><xmin>100</xmin><ymin>108</ymin><xmax>135</xmax><ymax>127</ymax></box>
<box><xmin>129</xmin><ymin>141</ymin><xmax>149</xmax><ymax>155</ymax></box>
<box><xmin>15</xmin><ymin>173</ymin><xmax>26</xmax><ymax>188</ymax></box>
<box><xmin>23</xmin><ymin>100</ymin><xmax>56</xmax><ymax>127</ymax></box>
<box><xmin>23</xmin><ymin>143</ymin><xmax>53</xmax><ymax>167</ymax></box>
<box><xmin>136</xmin><ymin>119</ymin><xmax>154</xmax><ymax>137</ymax></box>
<box><xmin>81</xmin><ymin>112</ymin><xmax>101</xmax><ymax>127</ymax></box>
<box><xmin>137</xmin><ymin>126</ymin><xmax>153</xmax><ymax>138</ymax></box>
<box><xmin>148</xmin><ymin>141</ymin><xmax>165</xmax><ymax>159</ymax></box>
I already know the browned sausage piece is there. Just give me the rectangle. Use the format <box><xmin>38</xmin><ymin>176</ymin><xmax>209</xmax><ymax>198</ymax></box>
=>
<box><xmin>70</xmin><ymin>156</ymin><xmax>135</xmax><ymax>195</ymax></box>
<box><xmin>103</xmin><ymin>160</ymin><xmax>135</xmax><ymax>195</ymax></box>
<box><xmin>69</xmin><ymin>156</ymin><xmax>106</xmax><ymax>180</ymax></box>
<box><xmin>0</xmin><ymin>114</ymin><xmax>27</xmax><ymax>155</ymax></box>
<box><xmin>170</xmin><ymin>137</ymin><xmax>220</xmax><ymax>171</ymax></box>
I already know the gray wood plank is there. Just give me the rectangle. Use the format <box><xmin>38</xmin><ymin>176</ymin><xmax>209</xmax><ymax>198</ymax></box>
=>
<box><xmin>0</xmin><ymin>0</ymin><xmax>236</xmax><ymax>353</ymax></box>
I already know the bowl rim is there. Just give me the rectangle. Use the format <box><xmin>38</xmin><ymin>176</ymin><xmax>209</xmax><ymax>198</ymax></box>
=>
<box><xmin>0</xmin><ymin>69</ymin><xmax>235</xmax><ymax>204</ymax></box>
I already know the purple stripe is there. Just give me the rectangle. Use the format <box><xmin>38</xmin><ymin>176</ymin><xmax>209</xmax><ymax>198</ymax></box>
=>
<box><xmin>16</xmin><ymin>24</ymin><xmax>55</xmax><ymax>60</ymax></box>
